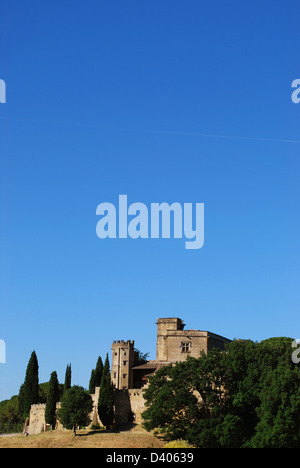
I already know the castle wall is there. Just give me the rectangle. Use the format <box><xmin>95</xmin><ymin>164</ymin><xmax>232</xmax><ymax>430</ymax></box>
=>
<box><xmin>27</xmin><ymin>404</ymin><xmax>46</xmax><ymax>435</ymax></box>
<box><xmin>27</xmin><ymin>392</ymin><xmax>98</xmax><ymax>435</ymax></box>
<box><xmin>156</xmin><ymin>318</ymin><xmax>231</xmax><ymax>362</ymax></box>
<box><xmin>27</xmin><ymin>386</ymin><xmax>147</xmax><ymax>434</ymax></box>
<box><xmin>90</xmin><ymin>386</ymin><xmax>101</xmax><ymax>426</ymax></box>
<box><xmin>128</xmin><ymin>389</ymin><xmax>146</xmax><ymax>424</ymax></box>
<box><xmin>114</xmin><ymin>389</ymin><xmax>146</xmax><ymax>426</ymax></box>
<box><xmin>157</xmin><ymin>330</ymin><xmax>209</xmax><ymax>362</ymax></box>
<box><xmin>27</xmin><ymin>317</ymin><xmax>231</xmax><ymax>435</ymax></box>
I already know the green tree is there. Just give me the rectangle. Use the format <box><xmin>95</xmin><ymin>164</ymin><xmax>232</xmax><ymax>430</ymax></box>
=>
<box><xmin>89</xmin><ymin>369</ymin><xmax>96</xmax><ymax>394</ymax></box>
<box><xmin>20</xmin><ymin>351</ymin><xmax>39</xmax><ymax>419</ymax></box>
<box><xmin>0</xmin><ymin>396</ymin><xmax>23</xmax><ymax>433</ymax></box>
<box><xmin>89</xmin><ymin>357</ymin><xmax>103</xmax><ymax>393</ymax></box>
<box><xmin>64</xmin><ymin>364</ymin><xmax>72</xmax><ymax>393</ymax></box>
<box><xmin>94</xmin><ymin>356</ymin><xmax>103</xmax><ymax>387</ymax></box>
<box><xmin>38</xmin><ymin>382</ymin><xmax>64</xmax><ymax>404</ymax></box>
<box><xmin>142</xmin><ymin>338</ymin><xmax>300</xmax><ymax>448</ymax></box>
<box><xmin>57</xmin><ymin>386</ymin><xmax>93</xmax><ymax>436</ymax></box>
<box><xmin>134</xmin><ymin>348</ymin><xmax>149</xmax><ymax>362</ymax></box>
<box><xmin>142</xmin><ymin>350</ymin><xmax>235</xmax><ymax>447</ymax></box>
<box><xmin>98</xmin><ymin>354</ymin><xmax>114</xmax><ymax>430</ymax></box>
<box><xmin>246</xmin><ymin>338</ymin><xmax>300</xmax><ymax>448</ymax></box>
<box><xmin>45</xmin><ymin>371</ymin><xmax>60</xmax><ymax>429</ymax></box>
<box><xmin>18</xmin><ymin>384</ymin><xmax>25</xmax><ymax>420</ymax></box>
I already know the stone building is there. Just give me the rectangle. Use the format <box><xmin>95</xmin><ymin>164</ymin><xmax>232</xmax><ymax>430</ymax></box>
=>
<box><xmin>112</xmin><ymin>317</ymin><xmax>230</xmax><ymax>392</ymax></box>
<box><xmin>112</xmin><ymin>317</ymin><xmax>231</xmax><ymax>425</ymax></box>
<box><xmin>27</xmin><ymin>317</ymin><xmax>230</xmax><ymax>433</ymax></box>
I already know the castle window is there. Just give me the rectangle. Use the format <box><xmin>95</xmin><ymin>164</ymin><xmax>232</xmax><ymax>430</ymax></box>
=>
<box><xmin>114</xmin><ymin>372</ymin><xmax>117</xmax><ymax>379</ymax></box>
<box><xmin>123</xmin><ymin>360</ymin><xmax>127</xmax><ymax>366</ymax></box>
<box><xmin>181</xmin><ymin>342</ymin><xmax>191</xmax><ymax>353</ymax></box>
<box><xmin>123</xmin><ymin>373</ymin><xmax>127</xmax><ymax>379</ymax></box>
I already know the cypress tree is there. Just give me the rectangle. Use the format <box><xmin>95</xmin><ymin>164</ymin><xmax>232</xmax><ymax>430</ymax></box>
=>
<box><xmin>89</xmin><ymin>356</ymin><xmax>104</xmax><ymax>393</ymax></box>
<box><xmin>94</xmin><ymin>356</ymin><xmax>103</xmax><ymax>388</ymax></box>
<box><xmin>98</xmin><ymin>354</ymin><xmax>114</xmax><ymax>430</ymax></box>
<box><xmin>22</xmin><ymin>351</ymin><xmax>39</xmax><ymax>418</ymax></box>
<box><xmin>89</xmin><ymin>369</ymin><xmax>96</xmax><ymax>394</ymax></box>
<box><xmin>18</xmin><ymin>383</ymin><xmax>25</xmax><ymax>419</ymax></box>
<box><xmin>45</xmin><ymin>371</ymin><xmax>59</xmax><ymax>429</ymax></box>
<box><xmin>64</xmin><ymin>364</ymin><xmax>72</xmax><ymax>393</ymax></box>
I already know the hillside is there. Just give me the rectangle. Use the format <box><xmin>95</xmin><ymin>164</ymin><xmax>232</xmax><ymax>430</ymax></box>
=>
<box><xmin>0</xmin><ymin>427</ymin><xmax>164</xmax><ymax>449</ymax></box>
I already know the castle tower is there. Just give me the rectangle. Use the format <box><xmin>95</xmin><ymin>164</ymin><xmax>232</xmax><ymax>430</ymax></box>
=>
<box><xmin>156</xmin><ymin>317</ymin><xmax>231</xmax><ymax>363</ymax></box>
<box><xmin>156</xmin><ymin>318</ymin><xmax>185</xmax><ymax>361</ymax></box>
<box><xmin>111</xmin><ymin>340</ymin><xmax>136</xmax><ymax>390</ymax></box>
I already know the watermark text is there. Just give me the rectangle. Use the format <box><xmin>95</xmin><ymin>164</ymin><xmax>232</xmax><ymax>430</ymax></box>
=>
<box><xmin>291</xmin><ymin>79</ymin><xmax>300</xmax><ymax>104</ymax></box>
<box><xmin>96</xmin><ymin>195</ymin><xmax>204</xmax><ymax>250</ymax></box>
<box><xmin>0</xmin><ymin>339</ymin><xmax>6</xmax><ymax>364</ymax></box>
<box><xmin>0</xmin><ymin>79</ymin><xmax>6</xmax><ymax>103</ymax></box>
<box><xmin>291</xmin><ymin>339</ymin><xmax>300</xmax><ymax>364</ymax></box>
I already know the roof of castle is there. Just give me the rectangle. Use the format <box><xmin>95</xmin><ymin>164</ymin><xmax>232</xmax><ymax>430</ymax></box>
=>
<box><xmin>131</xmin><ymin>360</ymin><xmax>171</xmax><ymax>371</ymax></box>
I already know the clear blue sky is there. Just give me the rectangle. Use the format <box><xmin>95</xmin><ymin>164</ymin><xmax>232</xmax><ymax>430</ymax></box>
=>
<box><xmin>0</xmin><ymin>0</ymin><xmax>299</xmax><ymax>402</ymax></box>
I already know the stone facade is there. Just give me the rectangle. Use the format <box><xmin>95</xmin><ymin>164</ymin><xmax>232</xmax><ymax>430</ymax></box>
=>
<box><xmin>156</xmin><ymin>317</ymin><xmax>229</xmax><ymax>362</ymax></box>
<box><xmin>111</xmin><ymin>340</ymin><xmax>138</xmax><ymax>390</ymax></box>
<box><xmin>114</xmin><ymin>389</ymin><xmax>145</xmax><ymax>426</ymax></box>
<box><xmin>112</xmin><ymin>317</ymin><xmax>231</xmax><ymax>393</ymax></box>
<box><xmin>27</xmin><ymin>317</ymin><xmax>230</xmax><ymax>434</ymax></box>
<box><xmin>112</xmin><ymin>317</ymin><xmax>231</xmax><ymax>425</ymax></box>
<box><xmin>26</xmin><ymin>404</ymin><xmax>46</xmax><ymax>435</ymax></box>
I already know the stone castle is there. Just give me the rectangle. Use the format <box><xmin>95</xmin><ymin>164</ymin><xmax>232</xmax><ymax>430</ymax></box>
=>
<box><xmin>27</xmin><ymin>317</ymin><xmax>230</xmax><ymax>434</ymax></box>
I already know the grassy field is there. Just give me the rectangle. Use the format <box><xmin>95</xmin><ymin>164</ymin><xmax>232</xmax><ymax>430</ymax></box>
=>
<box><xmin>0</xmin><ymin>427</ymin><xmax>165</xmax><ymax>449</ymax></box>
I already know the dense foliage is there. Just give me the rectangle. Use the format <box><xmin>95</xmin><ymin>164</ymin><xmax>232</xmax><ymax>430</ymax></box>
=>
<box><xmin>57</xmin><ymin>386</ymin><xmax>93</xmax><ymax>436</ymax></box>
<box><xmin>1</xmin><ymin>349</ymin><xmax>65</xmax><ymax>433</ymax></box>
<box><xmin>0</xmin><ymin>396</ymin><xmax>23</xmax><ymax>433</ymax></box>
<box><xmin>64</xmin><ymin>364</ymin><xmax>72</xmax><ymax>394</ymax></box>
<box><xmin>45</xmin><ymin>371</ymin><xmax>60</xmax><ymax>429</ymax></box>
<box><xmin>142</xmin><ymin>338</ymin><xmax>300</xmax><ymax>448</ymax></box>
<box><xmin>89</xmin><ymin>356</ymin><xmax>103</xmax><ymax>394</ymax></box>
<box><xmin>19</xmin><ymin>351</ymin><xmax>39</xmax><ymax>419</ymax></box>
<box><xmin>0</xmin><ymin>382</ymin><xmax>64</xmax><ymax>434</ymax></box>
<box><xmin>98</xmin><ymin>354</ymin><xmax>114</xmax><ymax>430</ymax></box>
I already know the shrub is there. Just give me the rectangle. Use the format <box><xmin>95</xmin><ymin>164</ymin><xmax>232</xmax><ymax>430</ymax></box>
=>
<box><xmin>164</xmin><ymin>439</ymin><xmax>196</xmax><ymax>448</ymax></box>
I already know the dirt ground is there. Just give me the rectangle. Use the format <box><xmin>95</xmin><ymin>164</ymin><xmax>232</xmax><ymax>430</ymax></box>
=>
<box><xmin>0</xmin><ymin>427</ymin><xmax>165</xmax><ymax>449</ymax></box>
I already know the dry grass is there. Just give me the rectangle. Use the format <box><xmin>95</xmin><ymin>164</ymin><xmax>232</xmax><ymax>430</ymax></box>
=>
<box><xmin>0</xmin><ymin>427</ymin><xmax>164</xmax><ymax>449</ymax></box>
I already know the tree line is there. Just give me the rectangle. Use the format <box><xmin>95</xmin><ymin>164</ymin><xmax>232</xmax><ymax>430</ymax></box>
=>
<box><xmin>0</xmin><ymin>351</ymin><xmax>114</xmax><ymax>435</ymax></box>
<box><xmin>142</xmin><ymin>337</ymin><xmax>300</xmax><ymax>448</ymax></box>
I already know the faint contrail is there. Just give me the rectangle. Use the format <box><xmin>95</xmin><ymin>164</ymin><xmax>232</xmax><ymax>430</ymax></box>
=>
<box><xmin>0</xmin><ymin>115</ymin><xmax>299</xmax><ymax>144</ymax></box>
<box><xmin>136</xmin><ymin>129</ymin><xmax>300</xmax><ymax>145</ymax></box>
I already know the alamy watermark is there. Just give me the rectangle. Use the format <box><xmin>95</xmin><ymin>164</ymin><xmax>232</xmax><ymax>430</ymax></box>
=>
<box><xmin>96</xmin><ymin>195</ymin><xmax>204</xmax><ymax>250</ymax></box>
<box><xmin>291</xmin><ymin>340</ymin><xmax>300</xmax><ymax>364</ymax></box>
<box><xmin>291</xmin><ymin>79</ymin><xmax>300</xmax><ymax>104</ymax></box>
<box><xmin>0</xmin><ymin>339</ymin><xmax>6</xmax><ymax>364</ymax></box>
<box><xmin>0</xmin><ymin>79</ymin><xmax>6</xmax><ymax>103</ymax></box>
